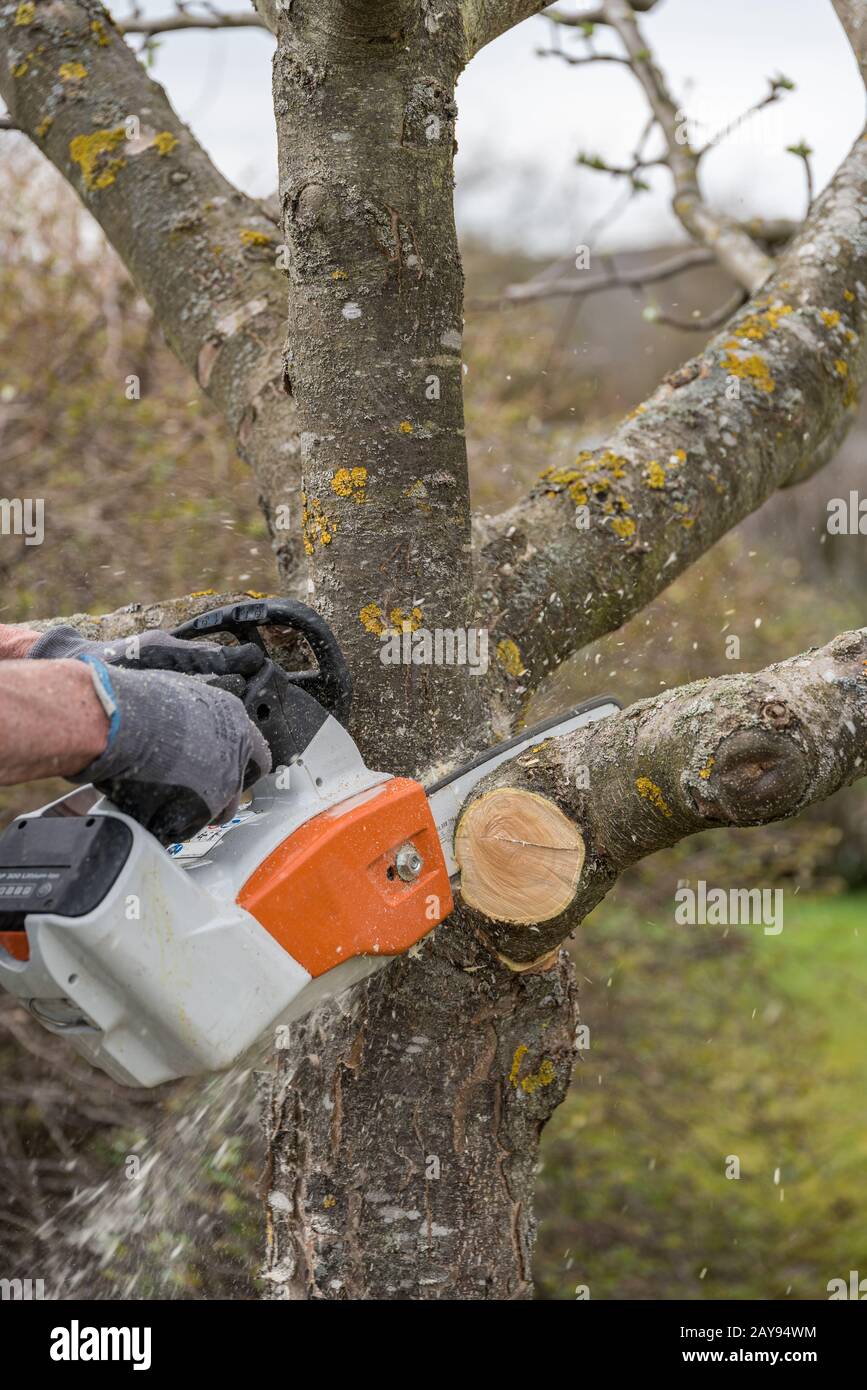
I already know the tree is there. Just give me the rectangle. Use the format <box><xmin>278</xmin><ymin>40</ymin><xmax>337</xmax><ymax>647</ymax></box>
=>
<box><xmin>0</xmin><ymin>0</ymin><xmax>864</xmax><ymax>1299</ymax></box>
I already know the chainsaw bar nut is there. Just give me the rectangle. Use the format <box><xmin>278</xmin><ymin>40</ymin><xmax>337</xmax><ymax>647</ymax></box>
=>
<box><xmin>395</xmin><ymin>843</ymin><xmax>424</xmax><ymax>882</ymax></box>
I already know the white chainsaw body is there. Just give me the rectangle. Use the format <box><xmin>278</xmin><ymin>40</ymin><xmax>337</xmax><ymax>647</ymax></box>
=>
<box><xmin>0</xmin><ymin>715</ymin><xmax>389</xmax><ymax>1087</ymax></box>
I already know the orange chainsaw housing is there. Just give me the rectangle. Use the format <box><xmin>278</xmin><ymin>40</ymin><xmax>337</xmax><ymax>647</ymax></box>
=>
<box><xmin>237</xmin><ymin>777</ymin><xmax>453</xmax><ymax>977</ymax></box>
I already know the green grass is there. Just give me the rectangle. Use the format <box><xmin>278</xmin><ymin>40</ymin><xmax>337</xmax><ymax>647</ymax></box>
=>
<box><xmin>535</xmin><ymin>891</ymin><xmax>867</xmax><ymax>1301</ymax></box>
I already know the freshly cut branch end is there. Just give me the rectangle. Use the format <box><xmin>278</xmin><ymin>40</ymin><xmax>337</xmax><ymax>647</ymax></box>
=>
<box><xmin>455</xmin><ymin>788</ymin><xmax>585</xmax><ymax>925</ymax></box>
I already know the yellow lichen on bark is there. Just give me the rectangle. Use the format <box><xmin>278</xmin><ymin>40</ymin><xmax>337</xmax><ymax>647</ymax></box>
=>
<box><xmin>636</xmin><ymin>776</ymin><xmax>673</xmax><ymax>817</ymax></box>
<box><xmin>301</xmin><ymin>496</ymin><xmax>337</xmax><ymax>552</ymax></box>
<box><xmin>69</xmin><ymin>128</ymin><xmax>127</xmax><ymax>190</ymax></box>
<box><xmin>389</xmin><ymin>606</ymin><xmax>423</xmax><ymax>632</ymax></box>
<box><xmin>721</xmin><ymin>350</ymin><xmax>776</xmax><ymax>394</ymax></box>
<box><xmin>330</xmin><ymin>467</ymin><xmax>367</xmax><ymax>501</ymax></box>
<box><xmin>359</xmin><ymin>603</ymin><xmax>387</xmax><ymax>635</ymax></box>
<box><xmin>239</xmin><ymin>228</ymin><xmax>273</xmax><ymax>247</ymax></box>
<box><xmin>496</xmin><ymin>638</ymin><xmax>526</xmax><ymax>678</ymax></box>
<box><xmin>153</xmin><ymin>131</ymin><xmax>178</xmax><ymax>156</ymax></box>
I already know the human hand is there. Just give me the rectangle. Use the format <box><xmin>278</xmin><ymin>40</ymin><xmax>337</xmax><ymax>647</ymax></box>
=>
<box><xmin>27</xmin><ymin>623</ymin><xmax>265</xmax><ymax>678</ymax></box>
<box><xmin>72</xmin><ymin>659</ymin><xmax>272</xmax><ymax>842</ymax></box>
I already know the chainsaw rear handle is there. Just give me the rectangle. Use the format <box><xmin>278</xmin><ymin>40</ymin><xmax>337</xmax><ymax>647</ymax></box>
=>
<box><xmin>172</xmin><ymin>598</ymin><xmax>353</xmax><ymax>728</ymax></box>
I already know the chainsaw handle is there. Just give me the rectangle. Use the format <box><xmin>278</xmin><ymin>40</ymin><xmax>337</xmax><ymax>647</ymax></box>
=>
<box><xmin>171</xmin><ymin>599</ymin><xmax>353</xmax><ymax>726</ymax></box>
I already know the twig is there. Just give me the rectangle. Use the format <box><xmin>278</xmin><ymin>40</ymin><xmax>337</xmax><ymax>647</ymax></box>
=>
<box><xmin>119</xmin><ymin>11</ymin><xmax>267</xmax><ymax>35</ymax></box>
<box><xmin>547</xmin><ymin>0</ymin><xmax>661</xmax><ymax>26</ymax></box>
<box><xmin>643</xmin><ymin>287</ymin><xmax>747</xmax><ymax>331</ymax></box>
<box><xmin>473</xmin><ymin>246</ymin><xmax>716</xmax><ymax>308</ymax></box>
<box><xmin>786</xmin><ymin>140</ymin><xmax>815</xmax><ymax>213</ymax></box>
<box><xmin>697</xmin><ymin>76</ymin><xmax>793</xmax><ymax>157</ymax></box>
<box><xmin>599</xmin><ymin>0</ymin><xmax>774</xmax><ymax>293</ymax></box>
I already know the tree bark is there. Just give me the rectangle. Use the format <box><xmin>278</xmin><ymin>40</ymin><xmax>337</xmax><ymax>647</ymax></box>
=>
<box><xmin>261</xmin><ymin>921</ymin><xmax>577</xmax><ymax>1299</ymax></box>
<box><xmin>273</xmin><ymin>0</ymin><xmax>479</xmax><ymax>771</ymax></box>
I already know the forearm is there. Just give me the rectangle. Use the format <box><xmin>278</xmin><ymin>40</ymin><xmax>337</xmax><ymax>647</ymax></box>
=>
<box><xmin>0</xmin><ymin>660</ymin><xmax>109</xmax><ymax>783</ymax></box>
<box><xmin>0</xmin><ymin>623</ymin><xmax>42</xmax><ymax>660</ymax></box>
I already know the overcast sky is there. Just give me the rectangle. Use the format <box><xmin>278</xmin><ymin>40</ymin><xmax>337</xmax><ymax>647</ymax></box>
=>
<box><xmin>14</xmin><ymin>1</ymin><xmax>867</xmax><ymax>255</ymax></box>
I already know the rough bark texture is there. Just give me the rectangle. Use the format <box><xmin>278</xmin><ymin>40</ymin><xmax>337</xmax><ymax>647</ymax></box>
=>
<box><xmin>0</xmin><ymin>0</ymin><xmax>303</xmax><ymax>578</ymax></box>
<box><xmin>261</xmin><ymin>923</ymin><xmax>577</xmax><ymax>1299</ymax></box>
<box><xmin>273</xmin><ymin>0</ymin><xmax>480</xmax><ymax>771</ymax></box>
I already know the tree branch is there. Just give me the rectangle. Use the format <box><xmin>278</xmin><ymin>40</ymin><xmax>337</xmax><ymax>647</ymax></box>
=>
<box><xmin>832</xmin><ymin>0</ymin><xmax>867</xmax><ymax>82</ymax></box>
<box><xmin>0</xmin><ymin>0</ymin><xmax>302</xmax><ymax>579</ymax></box>
<box><xmin>546</xmin><ymin>0</ymin><xmax>661</xmax><ymax>26</ymax></box>
<box><xmin>645</xmin><ymin>287</ymin><xmax>748</xmax><ymax>332</ymax></box>
<box><xmin>119</xmin><ymin>12</ymin><xmax>268</xmax><ymax>38</ymax></box>
<box><xmin>461</xmin><ymin>1</ymin><xmax>554</xmax><ymax>60</ymax></box>
<box><xmin>475</xmin><ymin>128</ymin><xmax>867</xmax><ymax>705</ymax></box>
<box><xmin>482</xmin><ymin>245</ymin><xmax>715</xmax><ymax>307</ymax></box>
<box><xmin>600</xmin><ymin>0</ymin><xmax>774</xmax><ymax>293</ymax></box>
<box><xmin>454</xmin><ymin>628</ymin><xmax>867</xmax><ymax>966</ymax></box>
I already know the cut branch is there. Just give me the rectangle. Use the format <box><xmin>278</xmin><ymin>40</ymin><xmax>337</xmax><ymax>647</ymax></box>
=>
<box><xmin>475</xmin><ymin>128</ymin><xmax>867</xmax><ymax>705</ymax></box>
<box><xmin>454</xmin><ymin>628</ymin><xmax>867</xmax><ymax>965</ymax></box>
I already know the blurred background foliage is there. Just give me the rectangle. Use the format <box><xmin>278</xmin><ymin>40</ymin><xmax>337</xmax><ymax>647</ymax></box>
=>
<box><xmin>0</xmin><ymin>142</ymin><xmax>865</xmax><ymax>1300</ymax></box>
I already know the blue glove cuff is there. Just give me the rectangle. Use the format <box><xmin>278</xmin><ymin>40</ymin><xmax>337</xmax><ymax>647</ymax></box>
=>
<box><xmin>78</xmin><ymin>655</ymin><xmax>121</xmax><ymax>749</ymax></box>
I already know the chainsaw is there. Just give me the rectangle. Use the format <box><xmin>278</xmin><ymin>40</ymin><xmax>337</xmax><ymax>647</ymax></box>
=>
<box><xmin>0</xmin><ymin>600</ymin><xmax>619</xmax><ymax>1087</ymax></box>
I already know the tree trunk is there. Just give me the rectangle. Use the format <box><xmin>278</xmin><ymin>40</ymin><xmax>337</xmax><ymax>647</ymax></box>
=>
<box><xmin>262</xmin><ymin>0</ymin><xmax>571</xmax><ymax>1300</ymax></box>
<box><xmin>262</xmin><ymin>923</ymin><xmax>578</xmax><ymax>1300</ymax></box>
<box><xmin>274</xmin><ymin>0</ymin><xmax>477</xmax><ymax>769</ymax></box>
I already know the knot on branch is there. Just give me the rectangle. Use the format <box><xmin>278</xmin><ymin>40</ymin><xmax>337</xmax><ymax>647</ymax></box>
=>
<box><xmin>692</xmin><ymin>727</ymin><xmax>810</xmax><ymax>825</ymax></box>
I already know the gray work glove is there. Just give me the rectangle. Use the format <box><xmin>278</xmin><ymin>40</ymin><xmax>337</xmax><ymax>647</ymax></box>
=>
<box><xmin>73</xmin><ymin>658</ymin><xmax>272</xmax><ymax>843</ymax></box>
<box><xmin>28</xmin><ymin>623</ymin><xmax>264</xmax><ymax>678</ymax></box>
